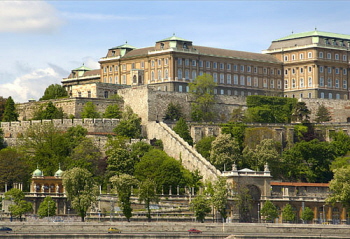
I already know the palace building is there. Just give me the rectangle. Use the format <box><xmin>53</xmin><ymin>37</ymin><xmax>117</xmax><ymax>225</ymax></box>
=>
<box><xmin>61</xmin><ymin>30</ymin><xmax>350</xmax><ymax>100</ymax></box>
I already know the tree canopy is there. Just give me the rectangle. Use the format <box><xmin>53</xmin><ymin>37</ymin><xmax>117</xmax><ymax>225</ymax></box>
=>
<box><xmin>32</xmin><ymin>101</ymin><xmax>65</xmax><ymax>120</ymax></box>
<box><xmin>37</xmin><ymin>196</ymin><xmax>57</xmax><ymax>219</ymax></box>
<box><xmin>114</xmin><ymin>105</ymin><xmax>141</xmax><ymax>139</ymax></box>
<box><xmin>260</xmin><ymin>200</ymin><xmax>278</xmax><ymax>222</ymax></box>
<box><xmin>163</xmin><ymin>102</ymin><xmax>183</xmax><ymax>121</ymax></box>
<box><xmin>173</xmin><ymin>117</ymin><xmax>193</xmax><ymax>146</ymax></box>
<box><xmin>2</xmin><ymin>96</ymin><xmax>18</xmax><ymax>122</ymax></box>
<box><xmin>315</xmin><ymin>104</ymin><xmax>332</xmax><ymax>123</ymax></box>
<box><xmin>40</xmin><ymin>84</ymin><xmax>68</xmax><ymax>101</ymax></box>
<box><xmin>81</xmin><ymin>102</ymin><xmax>100</xmax><ymax>119</ymax></box>
<box><xmin>5</xmin><ymin>188</ymin><xmax>32</xmax><ymax>221</ymax></box>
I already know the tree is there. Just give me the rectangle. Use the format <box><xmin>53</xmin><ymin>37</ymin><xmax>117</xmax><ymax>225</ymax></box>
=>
<box><xmin>282</xmin><ymin>203</ymin><xmax>295</xmax><ymax>223</ymax></box>
<box><xmin>110</xmin><ymin>174</ymin><xmax>138</xmax><ymax>222</ymax></box>
<box><xmin>190</xmin><ymin>194</ymin><xmax>211</xmax><ymax>223</ymax></box>
<box><xmin>2</xmin><ymin>96</ymin><xmax>18</xmax><ymax>122</ymax></box>
<box><xmin>0</xmin><ymin>148</ymin><xmax>30</xmax><ymax>190</ymax></box>
<box><xmin>0</xmin><ymin>96</ymin><xmax>7</xmax><ymax>121</ymax></box>
<box><xmin>114</xmin><ymin>105</ymin><xmax>141</xmax><ymax>139</ymax></box>
<box><xmin>32</xmin><ymin>101</ymin><xmax>64</xmax><ymax>120</ymax></box>
<box><xmin>195</xmin><ymin>136</ymin><xmax>216</xmax><ymax>159</ymax></box>
<box><xmin>189</xmin><ymin>74</ymin><xmax>217</xmax><ymax>122</ymax></box>
<box><xmin>172</xmin><ymin>117</ymin><xmax>193</xmax><ymax>146</ymax></box>
<box><xmin>327</xmin><ymin>165</ymin><xmax>350</xmax><ymax>209</ymax></box>
<box><xmin>235</xmin><ymin>186</ymin><xmax>252</xmax><ymax>222</ymax></box>
<box><xmin>103</xmin><ymin>104</ymin><xmax>122</xmax><ymax>119</ymax></box>
<box><xmin>138</xmin><ymin>179</ymin><xmax>159</xmax><ymax>222</ymax></box>
<box><xmin>210</xmin><ymin>134</ymin><xmax>241</xmax><ymax>171</ymax></box>
<box><xmin>315</xmin><ymin>104</ymin><xmax>332</xmax><ymax>123</ymax></box>
<box><xmin>221</xmin><ymin>122</ymin><xmax>246</xmax><ymax>152</ymax></box>
<box><xmin>4</xmin><ymin>188</ymin><xmax>32</xmax><ymax>221</ymax></box>
<box><xmin>163</xmin><ymin>102</ymin><xmax>183</xmax><ymax>121</ymax></box>
<box><xmin>40</xmin><ymin>84</ymin><xmax>68</xmax><ymax>101</ymax></box>
<box><xmin>0</xmin><ymin>128</ymin><xmax>4</xmax><ymax>150</ymax></box>
<box><xmin>62</xmin><ymin>167</ymin><xmax>99</xmax><ymax>222</ymax></box>
<box><xmin>81</xmin><ymin>102</ymin><xmax>100</xmax><ymax>119</ymax></box>
<box><xmin>211</xmin><ymin>177</ymin><xmax>228</xmax><ymax>222</ymax></box>
<box><xmin>260</xmin><ymin>200</ymin><xmax>278</xmax><ymax>222</ymax></box>
<box><xmin>301</xmin><ymin>206</ymin><xmax>314</xmax><ymax>223</ymax></box>
<box><xmin>37</xmin><ymin>196</ymin><xmax>57</xmax><ymax>219</ymax></box>
<box><xmin>291</xmin><ymin>102</ymin><xmax>311</xmax><ymax>123</ymax></box>
<box><xmin>106</xmin><ymin>148</ymin><xmax>136</xmax><ymax>176</ymax></box>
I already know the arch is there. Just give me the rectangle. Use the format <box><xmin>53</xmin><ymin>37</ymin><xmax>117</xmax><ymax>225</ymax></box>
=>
<box><xmin>133</xmin><ymin>75</ymin><xmax>137</xmax><ymax>84</ymax></box>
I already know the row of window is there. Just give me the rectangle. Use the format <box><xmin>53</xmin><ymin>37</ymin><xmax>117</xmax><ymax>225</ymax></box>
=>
<box><xmin>103</xmin><ymin>58</ymin><xmax>170</xmax><ymax>73</ymax></box>
<box><xmin>319</xmin><ymin>66</ymin><xmax>347</xmax><ymax>75</ymax></box>
<box><xmin>284</xmin><ymin>52</ymin><xmax>347</xmax><ymax>61</ymax></box>
<box><xmin>289</xmin><ymin>92</ymin><xmax>347</xmax><ymax>100</ymax></box>
<box><xmin>178</xmin><ymin>85</ymin><xmax>260</xmax><ymax>97</ymax></box>
<box><xmin>285</xmin><ymin>78</ymin><xmax>348</xmax><ymax>89</ymax></box>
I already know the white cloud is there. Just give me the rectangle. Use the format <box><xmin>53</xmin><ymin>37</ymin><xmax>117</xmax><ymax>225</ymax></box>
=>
<box><xmin>0</xmin><ymin>67</ymin><xmax>63</xmax><ymax>103</ymax></box>
<box><xmin>0</xmin><ymin>1</ymin><xmax>64</xmax><ymax>33</ymax></box>
<box><xmin>63</xmin><ymin>12</ymin><xmax>145</xmax><ymax>21</ymax></box>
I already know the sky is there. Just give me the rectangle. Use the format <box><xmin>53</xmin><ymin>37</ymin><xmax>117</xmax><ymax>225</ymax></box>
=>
<box><xmin>0</xmin><ymin>0</ymin><xmax>349</xmax><ymax>103</ymax></box>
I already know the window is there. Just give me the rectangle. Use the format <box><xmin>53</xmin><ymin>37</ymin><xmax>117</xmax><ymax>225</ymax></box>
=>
<box><xmin>151</xmin><ymin>71</ymin><xmax>155</xmax><ymax>81</ymax></box>
<box><xmin>178</xmin><ymin>58</ymin><xmax>182</xmax><ymax>65</ymax></box>
<box><xmin>151</xmin><ymin>60</ymin><xmax>155</xmax><ymax>67</ymax></box>
<box><xmin>158</xmin><ymin>70</ymin><xmax>162</xmax><ymax>80</ymax></box>
<box><xmin>328</xmin><ymin>67</ymin><xmax>332</xmax><ymax>73</ymax></box>
<box><xmin>240</xmin><ymin>65</ymin><xmax>244</xmax><ymax>72</ymax></box>
<box><xmin>234</xmin><ymin>90</ymin><xmax>238</xmax><ymax>96</ymax></box>
<box><xmin>109</xmin><ymin>66</ymin><xmax>113</xmax><ymax>72</ymax></box>
<box><xmin>319</xmin><ymin>52</ymin><xmax>324</xmax><ymax>58</ymax></box>
<box><xmin>192</xmin><ymin>70</ymin><xmax>196</xmax><ymax>80</ymax></box>
<box><xmin>122</xmin><ymin>75</ymin><xmax>126</xmax><ymax>84</ymax></box>
<box><xmin>344</xmin><ymin>69</ymin><xmax>347</xmax><ymax>75</ymax></box>
<box><xmin>254</xmin><ymin>67</ymin><xmax>258</xmax><ymax>73</ymax></box>
<box><xmin>343</xmin><ymin>80</ymin><xmax>347</xmax><ymax>89</ymax></box>
<box><xmin>308</xmin><ymin>93</ymin><xmax>312</xmax><ymax>98</ymax></box>
<box><xmin>300</xmin><ymin>78</ymin><xmax>304</xmax><ymax>88</ymax></box>
<box><xmin>192</xmin><ymin>60</ymin><xmax>196</xmax><ymax>66</ymax></box>
<box><xmin>320</xmin><ymin>92</ymin><xmax>324</xmax><ymax>98</ymax></box>
<box><xmin>285</xmin><ymin>80</ymin><xmax>288</xmax><ymax>89</ymax></box>
<box><xmin>285</xmin><ymin>69</ymin><xmax>288</xmax><ymax>75</ymax></box>
<box><xmin>254</xmin><ymin>77</ymin><xmax>258</xmax><ymax>87</ymax></box>
<box><xmin>270</xmin><ymin>79</ymin><xmax>275</xmax><ymax>88</ymax></box>
<box><xmin>247</xmin><ymin>76</ymin><xmax>251</xmax><ymax>86</ymax></box>
<box><xmin>103</xmin><ymin>66</ymin><xmax>107</xmax><ymax>73</ymax></box>
<box><xmin>158</xmin><ymin>59</ymin><xmax>161</xmax><ymax>66</ymax></box>
<box><xmin>213</xmin><ymin>73</ymin><xmax>217</xmax><ymax>82</ymax></box>
<box><xmin>270</xmin><ymin>69</ymin><xmax>274</xmax><ymax>75</ymax></box>
<box><xmin>115</xmin><ymin>76</ymin><xmax>118</xmax><ymax>84</ymax></box>
<box><xmin>240</xmin><ymin>76</ymin><xmax>245</xmax><ymax>85</ymax></box>
<box><xmin>185</xmin><ymin>59</ymin><xmax>189</xmax><ymax>66</ymax></box>
<box><xmin>336</xmin><ymin>68</ymin><xmax>340</xmax><ymax>74</ymax></box>
<box><xmin>327</xmin><ymin>53</ymin><xmax>331</xmax><ymax>59</ymax></box>
<box><xmin>220</xmin><ymin>89</ymin><xmax>224</xmax><ymax>95</ymax></box>
<box><xmin>213</xmin><ymin>62</ymin><xmax>217</xmax><ymax>69</ymax></box>
<box><xmin>335</xmin><ymin>54</ymin><xmax>339</xmax><ymax>60</ymax></box>
<box><xmin>104</xmin><ymin>91</ymin><xmax>109</xmax><ymax>98</ymax></box>
<box><xmin>227</xmin><ymin>64</ymin><xmax>231</xmax><ymax>70</ymax></box>
<box><xmin>319</xmin><ymin>77</ymin><xmax>324</xmax><ymax>87</ymax></box>
<box><xmin>199</xmin><ymin>60</ymin><xmax>203</xmax><ymax>67</ymax></box>
<box><xmin>327</xmin><ymin>78</ymin><xmax>332</xmax><ymax>88</ymax></box>
<box><xmin>220</xmin><ymin>63</ymin><xmax>224</xmax><ymax>70</ymax></box>
<box><xmin>247</xmin><ymin>66</ymin><xmax>251</xmax><ymax>72</ymax></box>
<box><xmin>336</xmin><ymin>94</ymin><xmax>340</xmax><ymax>99</ymax></box>
<box><xmin>109</xmin><ymin>76</ymin><xmax>112</xmax><ymax>83</ymax></box>
<box><xmin>165</xmin><ymin>58</ymin><xmax>168</xmax><ymax>65</ymax></box>
<box><xmin>308</xmin><ymin>77</ymin><xmax>312</xmax><ymax>87</ymax></box>
<box><xmin>320</xmin><ymin>66</ymin><xmax>324</xmax><ymax>73</ymax></box>
<box><xmin>165</xmin><ymin>69</ymin><xmax>169</xmax><ymax>79</ymax></box>
<box><xmin>277</xmin><ymin>80</ymin><xmax>281</xmax><ymax>89</ymax></box>
<box><xmin>292</xmin><ymin>54</ymin><xmax>295</xmax><ymax>60</ymax></box>
<box><xmin>308</xmin><ymin>52</ymin><xmax>312</xmax><ymax>58</ymax></box>
<box><xmin>329</xmin><ymin>93</ymin><xmax>333</xmax><ymax>99</ymax></box>
<box><xmin>179</xmin><ymin>85</ymin><xmax>183</xmax><ymax>92</ymax></box>
<box><xmin>234</xmin><ymin>75</ymin><xmax>238</xmax><ymax>84</ymax></box>
<box><xmin>178</xmin><ymin>69</ymin><xmax>182</xmax><ymax>79</ymax></box>
<box><xmin>263</xmin><ymin>78</ymin><xmax>267</xmax><ymax>88</ymax></box>
<box><xmin>228</xmin><ymin>90</ymin><xmax>231</xmax><ymax>95</ymax></box>
<box><xmin>264</xmin><ymin>68</ymin><xmax>267</xmax><ymax>74</ymax></box>
<box><xmin>185</xmin><ymin>69</ymin><xmax>189</xmax><ymax>80</ymax></box>
<box><xmin>300</xmin><ymin>68</ymin><xmax>304</xmax><ymax>74</ymax></box>
<box><xmin>220</xmin><ymin>73</ymin><xmax>224</xmax><ymax>83</ymax></box>
<box><xmin>227</xmin><ymin>74</ymin><xmax>232</xmax><ymax>84</ymax></box>
<box><xmin>115</xmin><ymin>65</ymin><xmax>118</xmax><ymax>71</ymax></box>
<box><xmin>186</xmin><ymin>86</ymin><xmax>189</xmax><ymax>92</ymax></box>
<box><xmin>300</xmin><ymin>53</ymin><xmax>304</xmax><ymax>59</ymax></box>
<box><xmin>141</xmin><ymin>61</ymin><xmax>144</xmax><ymax>68</ymax></box>
<box><xmin>292</xmin><ymin>78</ymin><xmax>296</xmax><ymax>88</ymax></box>
<box><xmin>343</xmin><ymin>55</ymin><xmax>347</xmax><ymax>61</ymax></box>
<box><xmin>336</xmin><ymin>79</ymin><xmax>339</xmax><ymax>88</ymax></box>
<box><xmin>103</xmin><ymin>77</ymin><xmax>107</xmax><ymax>83</ymax></box>
<box><xmin>300</xmin><ymin>93</ymin><xmax>303</xmax><ymax>98</ymax></box>
<box><xmin>284</xmin><ymin>55</ymin><xmax>288</xmax><ymax>61</ymax></box>
<box><xmin>206</xmin><ymin>61</ymin><xmax>210</xmax><ymax>68</ymax></box>
<box><xmin>308</xmin><ymin>66</ymin><xmax>312</xmax><ymax>73</ymax></box>
<box><xmin>233</xmin><ymin>65</ymin><xmax>238</xmax><ymax>71</ymax></box>
<box><xmin>277</xmin><ymin>69</ymin><xmax>281</xmax><ymax>75</ymax></box>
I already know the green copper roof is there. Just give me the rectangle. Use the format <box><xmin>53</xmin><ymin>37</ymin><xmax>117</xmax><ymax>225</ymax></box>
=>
<box><xmin>73</xmin><ymin>65</ymin><xmax>92</xmax><ymax>71</ymax></box>
<box><xmin>33</xmin><ymin>168</ymin><xmax>43</xmax><ymax>177</ymax></box>
<box><xmin>110</xmin><ymin>43</ymin><xmax>137</xmax><ymax>50</ymax></box>
<box><xmin>275</xmin><ymin>30</ymin><xmax>350</xmax><ymax>41</ymax></box>
<box><xmin>157</xmin><ymin>34</ymin><xmax>191</xmax><ymax>43</ymax></box>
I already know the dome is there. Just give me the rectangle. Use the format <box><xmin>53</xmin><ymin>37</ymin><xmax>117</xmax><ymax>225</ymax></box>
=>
<box><xmin>54</xmin><ymin>168</ymin><xmax>64</xmax><ymax>177</ymax></box>
<box><xmin>32</xmin><ymin>168</ymin><xmax>43</xmax><ymax>177</ymax></box>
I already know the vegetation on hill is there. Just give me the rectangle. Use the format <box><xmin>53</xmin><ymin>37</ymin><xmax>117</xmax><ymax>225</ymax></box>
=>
<box><xmin>40</xmin><ymin>84</ymin><xmax>68</xmax><ymax>101</ymax></box>
<box><xmin>2</xmin><ymin>96</ymin><xmax>18</xmax><ymax>122</ymax></box>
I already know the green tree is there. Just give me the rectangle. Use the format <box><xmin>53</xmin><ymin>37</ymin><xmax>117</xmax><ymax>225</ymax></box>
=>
<box><xmin>110</xmin><ymin>174</ymin><xmax>138</xmax><ymax>222</ymax></box>
<box><xmin>0</xmin><ymin>128</ymin><xmax>4</xmax><ymax>150</ymax></box>
<box><xmin>189</xmin><ymin>74</ymin><xmax>217</xmax><ymax>122</ymax></box>
<box><xmin>260</xmin><ymin>200</ymin><xmax>278</xmax><ymax>222</ymax></box>
<box><xmin>282</xmin><ymin>203</ymin><xmax>296</xmax><ymax>223</ymax></box>
<box><xmin>103</xmin><ymin>104</ymin><xmax>122</xmax><ymax>119</ymax></box>
<box><xmin>195</xmin><ymin>136</ymin><xmax>216</xmax><ymax>159</ymax></box>
<box><xmin>107</xmin><ymin>148</ymin><xmax>136</xmax><ymax>176</ymax></box>
<box><xmin>173</xmin><ymin>117</ymin><xmax>193</xmax><ymax>146</ymax></box>
<box><xmin>62</xmin><ymin>167</ymin><xmax>99</xmax><ymax>222</ymax></box>
<box><xmin>210</xmin><ymin>134</ymin><xmax>241</xmax><ymax>171</ymax></box>
<box><xmin>130</xmin><ymin>141</ymin><xmax>153</xmax><ymax>160</ymax></box>
<box><xmin>0</xmin><ymin>96</ymin><xmax>7</xmax><ymax>121</ymax></box>
<box><xmin>301</xmin><ymin>206</ymin><xmax>314</xmax><ymax>223</ymax></box>
<box><xmin>4</xmin><ymin>188</ymin><xmax>32</xmax><ymax>221</ymax></box>
<box><xmin>291</xmin><ymin>102</ymin><xmax>311</xmax><ymax>123</ymax></box>
<box><xmin>163</xmin><ymin>102</ymin><xmax>183</xmax><ymax>121</ymax></box>
<box><xmin>315</xmin><ymin>104</ymin><xmax>332</xmax><ymax>123</ymax></box>
<box><xmin>37</xmin><ymin>196</ymin><xmax>57</xmax><ymax>219</ymax></box>
<box><xmin>65</xmin><ymin>125</ymin><xmax>88</xmax><ymax>151</ymax></box>
<box><xmin>190</xmin><ymin>194</ymin><xmax>211</xmax><ymax>223</ymax></box>
<box><xmin>81</xmin><ymin>102</ymin><xmax>100</xmax><ymax>119</ymax></box>
<box><xmin>327</xmin><ymin>165</ymin><xmax>350</xmax><ymax>209</ymax></box>
<box><xmin>114</xmin><ymin>105</ymin><xmax>141</xmax><ymax>139</ymax></box>
<box><xmin>32</xmin><ymin>101</ymin><xmax>64</xmax><ymax>120</ymax></box>
<box><xmin>330</xmin><ymin>131</ymin><xmax>350</xmax><ymax>157</ymax></box>
<box><xmin>2</xmin><ymin>96</ymin><xmax>18</xmax><ymax>122</ymax></box>
<box><xmin>221</xmin><ymin>122</ymin><xmax>246</xmax><ymax>152</ymax></box>
<box><xmin>138</xmin><ymin>179</ymin><xmax>159</xmax><ymax>222</ymax></box>
<box><xmin>40</xmin><ymin>84</ymin><xmax>68</xmax><ymax>101</ymax></box>
<box><xmin>235</xmin><ymin>186</ymin><xmax>252</xmax><ymax>222</ymax></box>
<box><xmin>211</xmin><ymin>177</ymin><xmax>228</xmax><ymax>221</ymax></box>
<box><xmin>0</xmin><ymin>148</ymin><xmax>30</xmax><ymax>190</ymax></box>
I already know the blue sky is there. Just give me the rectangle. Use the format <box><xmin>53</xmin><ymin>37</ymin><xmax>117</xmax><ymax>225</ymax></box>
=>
<box><xmin>0</xmin><ymin>0</ymin><xmax>349</xmax><ymax>103</ymax></box>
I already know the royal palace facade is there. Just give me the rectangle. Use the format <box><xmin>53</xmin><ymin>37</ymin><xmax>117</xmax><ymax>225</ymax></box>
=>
<box><xmin>62</xmin><ymin>30</ymin><xmax>350</xmax><ymax>101</ymax></box>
